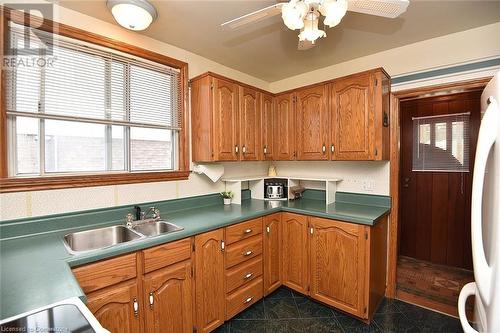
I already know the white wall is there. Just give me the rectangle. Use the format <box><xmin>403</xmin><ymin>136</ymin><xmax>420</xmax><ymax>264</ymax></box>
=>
<box><xmin>1</xmin><ymin>4</ymin><xmax>499</xmax><ymax>220</ymax></box>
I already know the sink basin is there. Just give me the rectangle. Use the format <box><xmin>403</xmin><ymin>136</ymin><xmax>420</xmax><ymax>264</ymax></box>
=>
<box><xmin>132</xmin><ymin>221</ymin><xmax>184</xmax><ymax>237</ymax></box>
<box><xmin>64</xmin><ymin>225</ymin><xmax>143</xmax><ymax>254</ymax></box>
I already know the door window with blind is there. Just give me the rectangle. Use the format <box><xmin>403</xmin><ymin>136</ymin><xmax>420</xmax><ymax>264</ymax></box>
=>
<box><xmin>412</xmin><ymin>112</ymin><xmax>470</xmax><ymax>172</ymax></box>
<box><xmin>6</xmin><ymin>22</ymin><xmax>182</xmax><ymax>177</ymax></box>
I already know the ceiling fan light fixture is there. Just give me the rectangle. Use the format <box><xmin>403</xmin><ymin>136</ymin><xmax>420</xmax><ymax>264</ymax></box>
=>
<box><xmin>282</xmin><ymin>0</ymin><xmax>308</xmax><ymax>30</ymax></box>
<box><xmin>298</xmin><ymin>16</ymin><xmax>326</xmax><ymax>43</ymax></box>
<box><xmin>107</xmin><ymin>0</ymin><xmax>158</xmax><ymax>31</ymax></box>
<box><xmin>320</xmin><ymin>0</ymin><xmax>348</xmax><ymax>28</ymax></box>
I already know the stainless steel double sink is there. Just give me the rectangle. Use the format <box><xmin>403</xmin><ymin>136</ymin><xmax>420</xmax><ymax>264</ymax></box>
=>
<box><xmin>63</xmin><ymin>220</ymin><xmax>183</xmax><ymax>255</ymax></box>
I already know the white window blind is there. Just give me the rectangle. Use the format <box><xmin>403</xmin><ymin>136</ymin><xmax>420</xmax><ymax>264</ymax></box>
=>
<box><xmin>412</xmin><ymin>112</ymin><xmax>470</xmax><ymax>172</ymax></box>
<box><xmin>6</xmin><ymin>22</ymin><xmax>182</xmax><ymax>176</ymax></box>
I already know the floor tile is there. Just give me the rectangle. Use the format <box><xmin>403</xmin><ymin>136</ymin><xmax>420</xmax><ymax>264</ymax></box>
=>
<box><xmin>266</xmin><ymin>287</ymin><xmax>294</xmax><ymax>299</ymax></box>
<box><xmin>373</xmin><ymin>312</ymin><xmax>422</xmax><ymax>333</ymax></box>
<box><xmin>265</xmin><ymin>297</ymin><xmax>300</xmax><ymax>319</ymax></box>
<box><xmin>212</xmin><ymin>322</ymin><xmax>229</xmax><ymax>333</ymax></box>
<box><xmin>232</xmin><ymin>300</ymin><xmax>265</xmax><ymax>320</ymax></box>
<box><xmin>266</xmin><ymin>319</ymin><xmax>305</xmax><ymax>333</ymax></box>
<box><xmin>301</xmin><ymin>318</ymin><xmax>344</xmax><ymax>332</ymax></box>
<box><xmin>376</xmin><ymin>298</ymin><xmax>404</xmax><ymax>314</ymax></box>
<box><xmin>294</xmin><ymin>295</ymin><xmax>336</xmax><ymax>318</ymax></box>
<box><xmin>229</xmin><ymin>319</ymin><xmax>267</xmax><ymax>333</ymax></box>
<box><xmin>334</xmin><ymin>311</ymin><xmax>381</xmax><ymax>333</ymax></box>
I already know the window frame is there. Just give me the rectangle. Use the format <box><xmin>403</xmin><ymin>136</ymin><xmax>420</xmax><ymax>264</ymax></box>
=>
<box><xmin>0</xmin><ymin>7</ymin><xmax>190</xmax><ymax>192</ymax></box>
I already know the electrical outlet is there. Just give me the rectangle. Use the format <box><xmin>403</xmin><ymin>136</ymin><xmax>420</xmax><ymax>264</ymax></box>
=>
<box><xmin>361</xmin><ymin>180</ymin><xmax>375</xmax><ymax>192</ymax></box>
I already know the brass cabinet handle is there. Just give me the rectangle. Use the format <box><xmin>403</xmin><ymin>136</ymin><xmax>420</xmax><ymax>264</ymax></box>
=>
<box><xmin>266</xmin><ymin>226</ymin><xmax>270</xmax><ymax>233</ymax></box>
<box><xmin>244</xmin><ymin>272</ymin><xmax>253</xmax><ymax>279</ymax></box>
<box><xmin>235</xmin><ymin>145</ymin><xmax>239</xmax><ymax>154</ymax></box>
<box><xmin>322</xmin><ymin>144</ymin><xmax>326</xmax><ymax>153</ymax></box>
<box><xmin>221</xmin><ymin>240</ymin><xmax>225</xmax><ymax>252</ymax></box>
<box><xmin>263</xmin><ymin>146</ymin><xmax>268</xmax><ymax>154</ymax></box>
<box><xmin>243</xmin><ymin>297</ymin><xmax>253</xmax><ymax>304</ymax></box>
<box><xmin>133</xmin><ymin>298</ymin><xmax>139</xmax><ymax>317</ymax></box>
<box><xmin>149</xmin><ymin>292</ymin><xmax>154</xmax><ymax>309</ymax></box>
<box><xmin>244</xmin><ymin>228</ymin><xmax>253</xmax><ymax>234</ymax></box>
<box><xmin>242</xmin><ymin>146</ymin><xmax>247</xmax><ymax>154</ymax></box>
<box><xmin>331</xmin><ymin>144</ymin><xmax>335</xmax><ymax>153</ymax></box>
<box><xmin>242</xmin><ymin>250</ymin><xmax>253</xmax><ymax>257</ymax></box>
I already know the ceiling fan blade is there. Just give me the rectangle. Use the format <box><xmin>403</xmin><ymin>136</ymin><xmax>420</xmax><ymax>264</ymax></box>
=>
<box><xmin>221</xmin><ymin>3</ymin><xmax>285</xmax><ymax>30</ymax></box>
<box><xmin>298</xmin><ymin>39</ymin><xmax>317</xmax><ymax>51</ymax></box>
<box><xmin>347</xmin><ymin>0</ymin><xmax>409</xmax><ymax>18</ymax></box>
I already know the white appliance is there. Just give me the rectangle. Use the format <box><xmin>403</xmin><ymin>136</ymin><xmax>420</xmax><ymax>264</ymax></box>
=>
<box><xmin>458</xmin><ymin>72</ymin><xmax>500</xmax><ymax>333</ymax></box>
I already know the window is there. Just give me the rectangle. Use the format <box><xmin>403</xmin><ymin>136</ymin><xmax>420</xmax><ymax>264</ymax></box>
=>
<box><xmin>5</xmin><ymin>21</ymin><xmax>183</xmax><ymax>178</ymax></box>
<box><xmin>412</xmin><ymin>113</ymin><xmax>470</xmax><ymax>172</ymax></box>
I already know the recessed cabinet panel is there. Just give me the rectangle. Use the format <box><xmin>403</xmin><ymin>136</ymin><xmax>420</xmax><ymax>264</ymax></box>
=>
<box><xmin>213</xmin><ymin>77</ymin><xmax>239</xmax><ymax>161</ymax></box>
<box><xmin>261</xmin><ymin>92</ymin><xmax>275</xmax><ymax>160</ymax></box>
<box><xmin>263</xmin><ymin>213</ymin><xmax>282</xmax><ymax>295</ymax></box>
<box><xmin>282</xmin><ymin>213</ymin><xmax>309</xmax><ymax>294</ymax></box>
<box><xmin>275</xmin><ymin>93</ymin><xmax>295</xmax><ymax>160</ymax></box>
<box><xmin>296</xmin><ymin>85</ymin><xmax>329</xmax><ymax>160</ymax></box>
<box><xmin>331</xmin><ymin>73</ymin><xmax>374</xmax><ymax>160</ymax></box>
<box><xmin>239</xmin><ymin>87</ymin><xmax>261</xmax><ymax>161</ymax></box>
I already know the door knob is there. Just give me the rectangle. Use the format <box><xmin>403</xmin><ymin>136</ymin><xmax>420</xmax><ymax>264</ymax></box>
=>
<box><xmin>402</xmin><ymin>177</ymin><xmax>411</xmax><ymax>188</ymax></box>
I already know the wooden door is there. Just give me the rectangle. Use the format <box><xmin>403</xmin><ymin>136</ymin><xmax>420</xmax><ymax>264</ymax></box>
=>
<box><xmin>309</xmin><ymin>217</ymin><xmax>367</xmax><ymax>318</ymax></box>
<box><xmin>239</xmin><ymin>86</ymin><xmax>261</xmax><ymax>161</ymax></box>
<box><xmin>144</xmin><ymin>261</ymin><xmax>193</xmax><ymax>333</ymax></box>
<box><xmin>296</xmin><ymin>84</ymin><xmax>329</xmax><ymax>160</ymax></box>
<box><xmin>261</xmin><ymin>92</ymin><xmax>275</xmax><ymax>160</ymax></box>
<box><xmin>194</xmin><ymin>229</ymin><xmax>225</xmax><ymax>333</ymax></box>
<box><xmin>263</xmin><ymin>213</ymin><xmax>282</xmax><ymax>295</ymax></box>
<box><xmin>282</xmin><ymin>213</ymin><xmax>308</xmax><ymax>294</ymax></box>
<box><xmin>86</xmin><ymin>280</ymin><xmax>140</xmax><ymax>333</ymax></box>
<box><xmin>330</xmin><ymin>73</ymin><xmax>374</xmax><ymax>160</ymax></box>
<box><xmin>274</xmin><ymin>93</ymin><xmax>295</xmax><ymax>160</ymax></box>
<box><xmin>399</xmin><ymin>92</ymin><xmax>481</xmax><ymax>269</ymax></box>
<box><xmin>212</xmin><ymin>77</ymin><xmax>239</xmax><ymax>161</ymax></box>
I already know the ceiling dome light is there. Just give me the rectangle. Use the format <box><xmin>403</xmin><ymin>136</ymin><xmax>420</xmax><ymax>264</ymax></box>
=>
<box><xmin>107</xmin><ymin>0</ymin><xmax>158</xmax><ymax>31</ymax></box>
<box><xmin>281</xmin><ymin>0</ymin><xmax>308</xmax><ymax>30</ymax></box>
<box><xmin>298</xmin><ymin>12</ymin><xmax>326</xmax><ymax>43</ymax></box>
<box><xmin>320</xmin><ymin>0</ymin><xmax>348</xmax><ymax>28</ymax></box>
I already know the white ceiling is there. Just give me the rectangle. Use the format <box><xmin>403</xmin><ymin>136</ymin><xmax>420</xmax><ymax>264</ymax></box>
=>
<box><xmin>58</xmin><ymin>0</ymin><xmax>500</xmax><ymax>82</ymax></box>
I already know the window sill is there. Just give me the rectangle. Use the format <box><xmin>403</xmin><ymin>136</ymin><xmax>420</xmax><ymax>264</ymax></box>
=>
<box><xmin>0</xmin><ymin>171</ymin><xmax>190</xmax><ymax>193</ymax></box>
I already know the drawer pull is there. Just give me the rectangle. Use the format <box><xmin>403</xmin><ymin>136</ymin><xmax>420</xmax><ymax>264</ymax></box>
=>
<box><xmin>243</xmin><ymin>229</ymin><xmax>253</xmax><ymax>234</ymax></box>
<box><xmin>242</xmin><ymin>250</ymin><xmax>253</xmax><ymax>257</ymax></box>
<box><xmin>133</xmin><ymin>298</ymin><xmax>139</xmax><ymax>317</ymax></box>
<box><xmin>244</xmin><ymin>272</ymin><xmax>253</xmax><ymax>279</ymax></box>
<box><xmin>149</xmin><ymin>292</ymin><xmax>154</xmax><ymax>309</ymax></box>
<box><xmin>243</xmin><ymin>297</ymin><xmax>253</xmax><ymax>304</ymax></box>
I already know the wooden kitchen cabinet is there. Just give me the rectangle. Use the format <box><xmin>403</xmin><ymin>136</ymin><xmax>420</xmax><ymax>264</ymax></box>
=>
<box><xmin>282</xmin><ymin>212</ymin><xmax>309</xmax><ymax>294</ymax></box>
<box><xmin>261</xmin><ymin>92</ymin><xmax>275</xmax><ymax>160</ymax></box>
<box><xmin>330</xmin><ymin>69</ymin><xmax>390</xmax><ymax>161</ymax></box>
<box><xmin>274</xmin><ymin>92</ymin><xmax>296</xmax><ymax>160</ymax></box>
<box><xmin>263</xmin><ymin>213</ymin><xmax>282</xmax><ymax>295</ymax></box>
<box><xmin>143</xmin><ymin>260</ymin><xmax>194</xmax><ymax>333</ymax></box>
<box><xmin>309</xmin><ymin>217</ymin><xmax>367</xmax><ymax>317</ymax></box>
<box><xmin>85</xmin><ymin>280</ymin><xmax>140</xmax><ymax>333</ymax></box>
<box><xmin>194</xmin><ymin>229</ymin><xmax>226</xmax><ymax>333</ymax></box>
<box><xmin>295</xmin><ymin>84</ymin><xmax>330</xmax><ymax>160</ymax></box>
<box><xmin>239</xmin><ymin>86</ymin><xmax>261</xmax><ymax>161</ymax></box>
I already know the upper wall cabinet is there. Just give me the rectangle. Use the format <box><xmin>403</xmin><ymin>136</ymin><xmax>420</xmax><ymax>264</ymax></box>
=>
<box><xmin>239</xmin><ymin>86</ymin><xmax>261</xmax><ymax>161</ymax></box>
<box><xmin>295</xmin><ymin>84</ymin><xmax>329</xmax><ymax>160</ymax></box>
<box><xmin>330</xmin><ymin>69</ymin><xmax>390</xmax><ymax>161</ymax></box>
<box><xmin>261</xmin><ymin>92</ymin><xmax>275</xmax><ymax>160</ymax></box>
<box><xmin>274</xmin><ymin>93</ymin><xmax>295</xmax><ymax>160</ymax></box>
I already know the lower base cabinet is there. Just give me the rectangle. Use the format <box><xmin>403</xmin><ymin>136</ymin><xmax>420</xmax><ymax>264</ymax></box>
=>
<box><xmin>74</xmin><ymin>212</ymin><xmax>388</xmax><ymax>333</ymax></box>
<box><xmin>85</xmin><ymin>280</ymin><xmax>141</xmax><ymax>333</ymax></box>
<box><xmin>143</xmin><ymin>260</ymin><xmax>194</xmax><ymax>333</ymax></box>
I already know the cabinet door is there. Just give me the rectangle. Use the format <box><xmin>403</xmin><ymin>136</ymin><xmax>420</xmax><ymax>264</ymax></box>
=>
<box><xmin>213</xmin><ymin>77</ymin><xmax>239</xmax><ymax>161</ymax></box>
<box><xmin>144</xmin><ymin>261</ymin><xmax>194</xmax><ymax>333</ymax></box>
<box><xmin>263</xmin><ymin>213</ymin><xmax>282</xmax><ymax>295</ymax></box>
<box><xmin>194</xmin><ymin>229</ymin><xmax>225</xmax><ymax>333</ymax></box>
<box><xmin>261</xmin><ymin>92</ymin><xmax>275</xmax><ymax>160</ymax></box>
<box><xmin>86</xmin><ymin>280</ymin><xmax>140</xmax><ymax>333</ymax></box>
<box><xmin>330</xmin><ymin>73</ymin><xmax>374</xmax><ymax>160</ymax></box>
<box><xmin>282</xmin><ymin>213</ymin><xmax>309</xmax><ymax>294</ymax></box>
<box><xmin>239</xmin><ymin>86</ymin><xmax>261</xmax><ymax>161</ymax></box>
<box><xmin>274</xmin><ymin>93</ymin><xmax>295</xmax><ymax>160</ymax></box>
<box><xmin>309</xmin><ymin>217</ymin><xmax>367</xmax><ymax>318</ymax></box>
<box><xmin>296</xmin><ymin>85</ymin><xmax>329</xmax><ymax>160</ymax></box>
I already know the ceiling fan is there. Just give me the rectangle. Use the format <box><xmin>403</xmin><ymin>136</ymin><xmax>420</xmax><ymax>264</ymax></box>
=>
<box><xmin>221</xmin><ymin>0</ymin><xmax>409</xmax><ymax>50</ymax></box>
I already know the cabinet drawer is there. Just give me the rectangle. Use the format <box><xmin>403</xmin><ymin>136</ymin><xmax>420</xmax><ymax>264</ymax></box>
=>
<box><xmin>226</xmin><ymin>255</ymin><xmax>262</xmax><ymax>293</ymax></box>
<box><xmin>225</xmin><ymin>235</ymin><xmax>262</xmax><ymax>268</ymax></box>
<box><xmin>225</xmin><ymin>218</ymin><xmax>263</xmax><ymax>245</ymax></box>
<box><xmin>226</xmin><ymin>277</ymin><xmax>263</xmax><ymax>320</ymax></box>
<box><xmin>73</xmin><ymin>253</ymin><xmax>137</xmax><ymax>293</ymax></box>
<box><xmin>143</xmin><ymin>238</ymin><xmax>192</xmax><ymax>274</ymax></box>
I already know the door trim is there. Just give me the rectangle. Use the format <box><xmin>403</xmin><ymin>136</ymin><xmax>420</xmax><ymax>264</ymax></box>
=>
<box><xmin>385</xmin><ymin>76</ymin><xmax>491</xmax><ymax>298</ymax></box>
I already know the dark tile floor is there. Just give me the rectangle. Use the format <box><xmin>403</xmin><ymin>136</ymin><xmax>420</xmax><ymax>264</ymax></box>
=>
<box><xmin>215</xmin><ymin>286</ymin><xmax>463</xmax><ymax>333</ymax></box>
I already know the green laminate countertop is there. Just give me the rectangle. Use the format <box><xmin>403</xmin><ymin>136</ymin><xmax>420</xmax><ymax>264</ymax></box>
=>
<box><xmin>0</xmin><ymin>196</ymin><xmax>389</xmax><ymax>320</ymax></box>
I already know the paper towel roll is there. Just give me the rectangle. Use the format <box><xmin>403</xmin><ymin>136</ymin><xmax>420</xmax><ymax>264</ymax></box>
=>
<box><xmin>192</xmin><ymin>164</ymin><xmax>225</xmax><ymax>182</ymax></box>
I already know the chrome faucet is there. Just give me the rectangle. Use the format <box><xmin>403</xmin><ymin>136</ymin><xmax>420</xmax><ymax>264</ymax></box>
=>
<box><xmin>141</xmin><ymin>206</ymin><xmax>160</xmax><ymax>220</ymax></box>
<box><xmin>126</xmin><ymin>206</ymin><xmax>161</xmax><ymax>228</ymax></box>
